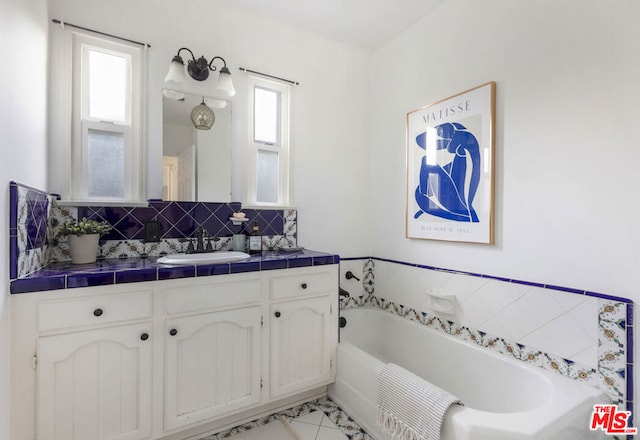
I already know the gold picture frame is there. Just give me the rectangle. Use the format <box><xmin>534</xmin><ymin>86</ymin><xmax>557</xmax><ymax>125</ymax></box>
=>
<box><xmin>406</xmin><ymin>82</ymin><xmax>495</xmax><ymax>244</ymax></box>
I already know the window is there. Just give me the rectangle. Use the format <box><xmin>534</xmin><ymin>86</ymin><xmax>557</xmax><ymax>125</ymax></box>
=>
<box><xmin>246</xmin><ymin>77</ymin><xmax>290</xmax><ymax>206</ymax></box>
<box><xmin>49</xmin><ymin>27</ymin><xmax>146</xmax><ymax>204</ymax></box>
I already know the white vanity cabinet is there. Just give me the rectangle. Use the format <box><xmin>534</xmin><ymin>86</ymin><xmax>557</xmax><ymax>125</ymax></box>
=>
<box><xmin>161</xmin><ymin>276</ymin><xmax>263</xmax><ymax>431</ymax></box>
<box><xmin>269</xmin><ymin>267</ymin><xmax>337</xmax><ymax>398</ymax></box>
<box><xmin>35</xmin><ymin>290</ymin><xmax>154</xmax><ymax>440</ymax></box>
<box><xmin>11</xmin><ymin>264</ymin><xmax>339</xmax><ymax>440</ymax></box>
<box><xmin>163</xmin><ymin>307</ymin><xmax>262</xmax><ymax>431</ymax></box>
<box><xmin>270</xmin><ymin>296</ymin><xmax>333</xmax><ymax>397</ymax></box>
<box><xmin>37</xmin><ymin>323</ymin><xmax>153</xmax><ymax>440</ymax></box>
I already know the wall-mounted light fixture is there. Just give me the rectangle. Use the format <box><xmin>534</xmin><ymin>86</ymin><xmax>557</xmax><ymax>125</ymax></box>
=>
<box><xmin>165</xmin><ymin>47</ymin><xmax>235</xmax><ymax>96</ymax></box>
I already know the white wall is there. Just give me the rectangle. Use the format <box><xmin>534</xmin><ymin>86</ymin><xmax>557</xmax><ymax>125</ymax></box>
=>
<box><xmin>369</xmin><ymin>0</ymin><xmax>640</xmax><ymax>416</ymax></box>
<box><xmin>49</xmin><ymin>0</ymin><xmax>373</xmax><ymax>258</ymax></box>
<box><xmin>0</xmin><ymin>0</ymin><xmax>49</xmax><ymax>437</ymax></box>
<box><xmin>370</xmin><ymin>0</ymin><xmax>640</xmax><ymax>297</ymax></box>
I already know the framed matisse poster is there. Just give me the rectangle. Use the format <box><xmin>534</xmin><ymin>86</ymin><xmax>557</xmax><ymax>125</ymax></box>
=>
<box><xmin>406</xmin><ymin>82</ymin><xmax>495</xmax><ymax>244</ymax></box>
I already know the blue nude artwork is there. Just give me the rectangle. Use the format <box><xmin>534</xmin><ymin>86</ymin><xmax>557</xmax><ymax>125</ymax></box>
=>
<box><xmin>413</xmin><ymin>122</ymin><xmax>480</xmax><ymax>223</ymax></box>
<box><xmin>406</xmin><ymin>82</ymin><xmax>494</xmax><ymax>243</ymax></box>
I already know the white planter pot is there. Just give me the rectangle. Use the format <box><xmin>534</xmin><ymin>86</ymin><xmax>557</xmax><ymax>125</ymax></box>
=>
<box><xmin>68</xmin><ymin>234</ymin><xmax>100</xmax><ymax>264</ymax></box>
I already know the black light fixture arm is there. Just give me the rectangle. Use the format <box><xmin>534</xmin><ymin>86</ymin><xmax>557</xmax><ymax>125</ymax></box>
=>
<box><xmin>207</xmin><ymin>56</ymin><xmax>228</xmax><ymax>73</ymax></box>
<box><xmin>174</xmin><ymin>47</ymin><xmax>196</xmax><ymax>62</ymax></box>
<box><xmin>172</xmin><ymin>48</ymin><xmax>229</xmax><ymax>82</ymax></box>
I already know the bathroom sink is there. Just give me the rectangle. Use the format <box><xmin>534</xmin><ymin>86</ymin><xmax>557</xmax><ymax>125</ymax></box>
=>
<box><xmin>157</xmin><ymin>251</ymin><xmax>250</xmax><ymax>265</ymax></box>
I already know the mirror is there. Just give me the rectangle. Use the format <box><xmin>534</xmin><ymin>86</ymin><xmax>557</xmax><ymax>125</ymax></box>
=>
<box><xmin>162</xmin><ymin>90</ymin><xmax>232</xmax><ymax>202</ymax></box>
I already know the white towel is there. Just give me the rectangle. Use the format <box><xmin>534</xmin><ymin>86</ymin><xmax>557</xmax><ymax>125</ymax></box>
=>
<box><xmin>376</xmin><ymin>363</ymin><xmax>462</xmax><ymax>440</ymax></box>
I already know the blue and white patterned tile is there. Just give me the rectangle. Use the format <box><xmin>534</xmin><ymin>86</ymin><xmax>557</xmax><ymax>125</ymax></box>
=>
<box><xmin>599</xmin><ymin>319</ymin><xmax>627</xmax><ymax>350</ymax></box>
<box><xmin>339</xmin><ymin>297</ymin><xmax>356</xmax><ymax>309</ymax></box>
<box><xmin>11</xmin><ymin>183</ymin><xmax>56</xmax><ymax>277</ymax></box>
<box><xmin>363</xmin><ymin>258</ymin><xmax>375</xmax><ymax>272</ymax></box>
<box><xmin>45</xmin><ymin>201</ymin><xmax>294</xmax><ymax>261</ymax></box>
<box><xmin>599</xmin><ymin>346</ymin><xmax>627</xmax><ymax>373</ymax></box>
<box><xmin>599</xmin><ymin>300</ymin><xmax>627</xmax><ymax>350</ymax></box>
<box><xmin>201</xmin><ymin>397</ymin><xmax>368</xmax><ymax>440</ymax></box>
<box><xmin>141</xmin><ymin>238</ymin><xmax>182</xmax><ymax>256</ymax></box>
<box><xmin>262</xmin><ymin>235</ymin><xmax>284</xmax><ymax>250</ymax></box>
<box><xmin>367</xmin><ymin>294</ymin><xmax>612</xmax><ymax>402</ymax></box>
<box><xmin>363</xmin><ymin>269</ymin><xmax>374</xmax><ymax>295</ymax></box>
<box><xmin>283</xmin><ymin>209</ymin><xmax>296</xmax><ymax>222</ymax></box>
<box><xmin>597</xmin><ymin>368</ymin><xmax>627</xmax><ymax>403</ymax></box>
<box><xmin>569</xmin><ymin>367</ymin><xmax>600</xmax><ymax>388</ymax></box>
<box><xmin>99</xmin><ymin>240</ymin><xmax>143</xmax><ymax>259</ymax></box>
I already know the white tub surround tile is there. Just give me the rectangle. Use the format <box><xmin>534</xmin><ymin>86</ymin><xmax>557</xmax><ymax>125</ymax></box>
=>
<box><xmin>340</xmin><ymin>258</ymin><xmax>633</xmax><ymax>409</ymax></box>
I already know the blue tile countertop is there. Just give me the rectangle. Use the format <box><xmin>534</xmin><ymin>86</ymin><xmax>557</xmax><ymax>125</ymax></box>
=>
<box><xmin>10</xmin><ymin>250</ymin><xmax>340</xmax><ymax>294</ymax></box>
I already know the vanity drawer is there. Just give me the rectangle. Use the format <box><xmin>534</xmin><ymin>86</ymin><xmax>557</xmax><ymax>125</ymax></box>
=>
<box><xmin>270</xmin><ymin>267</ymin><xmax>337</xmax><ymax>300</ymax></box>
<box><xmin>37</xmin><ymin>290</ymin><xmax>153</xmax><ymax>333</ymax></box>
<box><xmin>164</xmin><ymin>277</ymin><xmax>262</xmax><ymax>315</ymax></box>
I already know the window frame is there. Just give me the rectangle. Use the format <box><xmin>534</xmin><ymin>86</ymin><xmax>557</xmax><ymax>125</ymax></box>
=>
<box><xmin>51</xmin><ymin>27</ymin><xmax>147</xmax><ymax>205</ymax></box>
<box><xmin>245</xmin><ymin>76</ymin><xmax>291</xmax><ymax>207</ymax></box>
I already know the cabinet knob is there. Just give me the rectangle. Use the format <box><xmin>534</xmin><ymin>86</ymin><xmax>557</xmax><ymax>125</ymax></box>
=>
<box><xmin>93</xmin><ymin>308</ymin><xmax>103</xmax><ymax>317</ymax></box>
<box><xmin>140</xmin><ymin>333</ymin><xmax>149</xmax><ymax>341</ymax></box>
<box><xmin>169</xmin><ymin>328</ymin><xmax>178</xmax><ymax>336</ymax></box>
<box><xmin>301</xmin><ymin>283</ymin><xmax>308</xmax><ymax>290</ymax></box>
<box><xmin>274</xmin><ymin>311</ymin><xmax>281</xmax><ymax>318</ymax></box>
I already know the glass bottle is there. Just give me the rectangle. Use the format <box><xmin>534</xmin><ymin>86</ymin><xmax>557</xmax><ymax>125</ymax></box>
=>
<box><xmin>248</xmin><ymin>222</ymin><xmax>262</xmax><ymax>255</ymax></box>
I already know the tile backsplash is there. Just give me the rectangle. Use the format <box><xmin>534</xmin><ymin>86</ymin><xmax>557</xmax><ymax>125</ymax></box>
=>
<box><xmin>9</xmin><ymin>182</ymin><xmax>57</xmax><ymax>279</ymax></box>
<box><xmin>339</xmin><ymin>257</ymin><xmax>633</xmax><ymax>416</ymax></box>
<box><xmin>9</xmin><ymin>181</ymin><xmax>297</xmax><ymax>274</ymax></box>
<box><xmin>49</xmin><ymin>202</ymin><xmax>297</xmax><ymax>262</ymax></box>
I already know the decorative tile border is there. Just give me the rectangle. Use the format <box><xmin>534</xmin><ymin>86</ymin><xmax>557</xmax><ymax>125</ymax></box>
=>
<box><xmin>339</xmin><ymin>257</ymin><xmax>634</xmax><ymax>413</ymax></box>
<box><xmin>9</xmin><ymin>181</ymin><xmax>57</xmax><ymax>279</ymax></box>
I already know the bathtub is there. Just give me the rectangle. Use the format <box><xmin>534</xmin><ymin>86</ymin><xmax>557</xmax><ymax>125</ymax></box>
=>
<box><xmin>328</xmin><ymin>308</ymin><xmax>608</xmax><ymax>440</ymax></box>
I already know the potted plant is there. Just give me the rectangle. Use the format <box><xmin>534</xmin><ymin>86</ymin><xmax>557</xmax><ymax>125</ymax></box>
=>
<box><xmin>59</xmin><ymin>217</ymin><xmax>112</xmax><ymax>264</ymax></box>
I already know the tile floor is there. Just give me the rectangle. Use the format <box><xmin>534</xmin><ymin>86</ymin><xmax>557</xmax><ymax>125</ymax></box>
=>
<box><xmin>202</xmin><ymin>397</ymin><xmax>372</xmax><ymax>440</ymax></box>
<box><xmin>290</xmin><ymin>410</ymin><xmax>348</xmax><ymax>440</ymax></box>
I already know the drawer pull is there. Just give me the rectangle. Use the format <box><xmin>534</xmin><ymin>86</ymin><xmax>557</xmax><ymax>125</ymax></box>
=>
<box><xmin>93</xmin><ymin>308</ymin><xmax>103</xmax><ymax>317</ymax></box>
<box><xmin>140</xmin><ymin>333</ymin><xmax>149</xmax><ymax>341</ymax></box>
<box><xmin>301</xmin><ymin>283</ymin><xmax>308</xmax><ymax>290</ymax></box>
<box><xmin>274</xmin><ymin>311</ymin><xmax>281</xmax><ymax>318</ymax></box>
<box><xmin>169</xmin><ymin>328</ymin><xmax>178</xmax><ymax>336</ymax></box>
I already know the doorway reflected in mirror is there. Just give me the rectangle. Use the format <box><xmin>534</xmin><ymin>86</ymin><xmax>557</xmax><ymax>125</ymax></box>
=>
<box><xmin>162</xmin><ymin>90</ymin><xmax>232</xmax><ymax>202</ymax></box>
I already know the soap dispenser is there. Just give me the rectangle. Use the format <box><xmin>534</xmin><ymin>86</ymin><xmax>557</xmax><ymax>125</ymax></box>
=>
<box><xmin>248</xmin><ymin>222</ymin><xmax>262</xmax><ymax>255</ymax></box>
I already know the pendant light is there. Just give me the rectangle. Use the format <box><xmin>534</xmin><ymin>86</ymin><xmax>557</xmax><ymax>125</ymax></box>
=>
<box><xmin>190</xmin><ymin>97</ymin><xmax>215</xmax><ymax>130</ymax></box>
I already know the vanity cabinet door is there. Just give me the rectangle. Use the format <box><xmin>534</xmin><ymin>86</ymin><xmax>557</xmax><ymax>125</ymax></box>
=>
<box><xmin>164</xmin><ymin>306</ymin><xmax>262</xmax><ymax>431</ymax></box>
<box><xmin>37</xmin><ymin>323</ymin><xmax>153</xmax><ymax>440</ymax></box>
<box><xmin>270</xmin><ymin>296</ymin><xmax>333</xmax><ymax>398</ymax></box>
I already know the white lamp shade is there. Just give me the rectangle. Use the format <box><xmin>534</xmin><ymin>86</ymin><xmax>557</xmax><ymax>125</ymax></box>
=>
<box><xmin>206</xmin><ymin>98</ymin><xmax>228</xmax><ymax>109</ymax></box>
<box><xmin>216</xmin><ymin>68</ymin><xmax>236</xmax><ymax>97</ymax></box>
<box><xmin>165</xmin><ymin>58</ymin><xmax>187</xmax><ymax>86</ymax></box>
<box><xmin>163</xmin><ymin>89</ymin><xmax>185</xmax><ymax>100</ymax></box>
